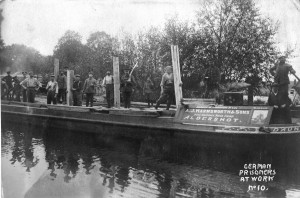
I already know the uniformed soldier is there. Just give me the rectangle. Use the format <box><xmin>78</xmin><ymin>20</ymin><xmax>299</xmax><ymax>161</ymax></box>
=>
<box><xmin>72</xmin><ymin>74</ymin><xmax>83</xmax><ymax>106</ymax></box>
<box><xmin>46</xmin><ymin>74</ymin><xmax>58</xmax><ymax>104</ymax></box>
<box><xmin>21</xmin><ymin>72</ymin><xmax>40</xmax><ymax>103</ymax></box>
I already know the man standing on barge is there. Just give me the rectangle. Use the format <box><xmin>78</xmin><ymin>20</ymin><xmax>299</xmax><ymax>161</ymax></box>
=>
<box><xmin>21</xmin><ymin>72</ymin><xmax>40</xmax><ymax>103</ymax></box>
<box><xmin>102</xmin><ymin>71</ymin><xmax>114</xmax><ymax>108</ymax></box>
<box><xmin>83</xmin><ymin>72</ymin><xmax>97</xmax><ymax>107</ymax></box>
<box><xmin>121</xmin><ymin>67</ymin><xmax>136</xmax><ymax>108</ymax></box>
<box><xmin>155</xmin><ymin>66</ymin><xmax>174</xmax><ymax>110</ymax></box>
<box><xmin>57</xmin><ymin>71</ymin><xmax>67</xmax><ymax>104</ymax></box>
<box><xmin>72</xmin><ymin>74</ymin><xmax>83</xmax><ymax>106</ymax></box>
<box><xmin>270</xmin><ymin>56</ymin><xmax>296</xmax><ymax>99</ymax></box>
<box><xmin>46</xmin><ymin>74</ymin><xmax>58</xmax><ymax>105</ymax></box>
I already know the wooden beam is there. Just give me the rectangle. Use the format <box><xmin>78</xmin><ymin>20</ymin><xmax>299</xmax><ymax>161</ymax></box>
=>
<box><xmin>113</xmin><ymin>57</ymin><xmax>120</xmax><ymax>108</ymax></box>
<box><xmin>171</xmin><ymin>45</ymin><xmax>183</xmax><ymax>109</ymax></box>
<box><xmin>54</xmin><ymin>58</ymin><xmax>59</xmax><ymax>81</ymax></box>
<box><xmin>66</xmin><ymin>70</ymin><xmax>74</xmax><ymax>106</ymax></box>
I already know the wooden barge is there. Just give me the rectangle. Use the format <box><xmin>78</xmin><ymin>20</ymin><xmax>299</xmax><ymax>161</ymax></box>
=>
<box><xmin>1</xmin><ymin>100</ymin><xmax>300</xmax><ymax>137</ymax></box>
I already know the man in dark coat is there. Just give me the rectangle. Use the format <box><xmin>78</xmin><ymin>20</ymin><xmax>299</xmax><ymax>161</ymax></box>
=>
<box><xmin>83</xmin><ymin>72</ymin><xmax>97</xmax><ymax>107</ymax></box>
<box><xmin>2</xmin><ymin>71</ymin><xmax>13</xmax><ymax>100</ymax></box>
<box><xmin>268</xmin><ymin>83</ymin><xmax>292</xmax><ymax>124</ymax></box>
<box><xmin>57</xmin><ymin>71</ymin><xmax>67</xmax><ymax>104</ymax></box>
<box><xmin>72</xmin><ymin>74</ymin><xmax>83</xmax><ymax>106</ymax></box>
<box><xmin>121</xmin><ymin>68</ymin><xmax>136</xmax><ymax>108</ymax></box>
<box><xmin>270</xmin><ymin>56</ymin><xmax>296</xmax><ymax>99</ymax></box>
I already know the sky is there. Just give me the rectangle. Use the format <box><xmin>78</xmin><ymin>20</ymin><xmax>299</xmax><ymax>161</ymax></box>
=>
<box><xmin>1</xmin><ymin>0</ymin><xmax>300</xmax><ymax>77</ymax></box>
<box><xmin>1</xmin><ymin>0</ymin><xmax>199</xmax><ymax>55</ymax></box>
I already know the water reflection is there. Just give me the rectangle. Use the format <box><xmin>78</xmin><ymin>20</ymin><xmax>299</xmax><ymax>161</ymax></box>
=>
<box><xmin>1</xmin><ymin>122</ymin><xmax>300</xmax><ymax>198</ymax></box>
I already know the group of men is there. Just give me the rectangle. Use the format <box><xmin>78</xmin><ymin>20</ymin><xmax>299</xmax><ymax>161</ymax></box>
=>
<box><xmin>71</xmin><ymin>67</ymin><xmax>138</xmax><ymax>108</ymax></box>
<box><xmin>1</xmin><ymin>65</ymin><xmax>176</xmax><ymax>110</ymax></box>
<box><xmin>37</xmin><ymin>67</ymin><xmax>140</xmax><ymax>108</ymax></box>
<box><xmin>1</xmin><ymin>71</ymin><xmax>41</xmax><ymax>103</ymax></box>
<box><xmin>69</xmin><ymin>65</ymin><xmax>175</xmax><ymax>109</ymax></box>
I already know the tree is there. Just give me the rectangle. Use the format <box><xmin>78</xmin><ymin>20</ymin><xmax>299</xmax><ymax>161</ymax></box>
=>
<box><xmin>161</xmin><ymin>16</ymin><xmax>201</xmax><ymax>92</ymax></box>
<box><xmin>195</xmin><ymin>0</ymin><xmax>279</xmax><ymax>104</ymax></box>
<box><xmin>86</xmin><ymin>31</ymin><xmax>115</xmax><ymax>76</ymax></box>
<box><xmin>54</xmin><ymin>30</ymin><xmax>85</xmax><ymax>71</ymax></box>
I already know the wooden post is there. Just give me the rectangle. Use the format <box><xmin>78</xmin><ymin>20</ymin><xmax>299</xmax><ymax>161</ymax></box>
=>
<box><xmin>113</xmin><ymin>57</ymin><xmax>120</xmax><ymax>108</ymax></box>
<box><xmin>54</xmin><ymin>58</ymin><xmax>59</xmax><ymax>81</ymax></box>
<box><xmin>171</xmin><ymin>45</ymin><xmax>183</xmax><ymax>109</ymax></box>
<box><xmin>66</xmin><ymin>70</ymin><xmax>74</xmax><ymax>106</ymax></box>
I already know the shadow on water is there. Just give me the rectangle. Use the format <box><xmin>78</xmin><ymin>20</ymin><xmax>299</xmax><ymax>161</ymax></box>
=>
<box><xmin>1</xmin><ymin>121</ymin><xmax>300</xmax><ymax>198</ymax></box>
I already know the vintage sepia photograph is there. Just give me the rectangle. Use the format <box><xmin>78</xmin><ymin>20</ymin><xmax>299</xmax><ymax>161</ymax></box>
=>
<box><xmin>1</xmin><ymin>0</ymin><xmax>300</xmax><ymax>197</ymax></box>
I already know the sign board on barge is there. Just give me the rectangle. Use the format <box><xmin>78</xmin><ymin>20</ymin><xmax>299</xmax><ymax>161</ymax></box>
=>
<box><xmin>176</xmin><ymin>105</ymin><xmax>273</xmax><ymax>127</ymax></box>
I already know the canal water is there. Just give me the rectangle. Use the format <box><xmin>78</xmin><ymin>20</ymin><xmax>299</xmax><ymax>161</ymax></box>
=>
<box><xmin>1</xmin><ymin>122</ymin><xmax>300</xmax><ymax>198</ymax></box>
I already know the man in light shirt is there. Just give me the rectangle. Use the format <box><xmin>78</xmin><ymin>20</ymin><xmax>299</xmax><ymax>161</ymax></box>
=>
<box><xmin>155</xmin><ymin>66</ymin><xmax>174</xmax><ymax>110</ymax></box>
<box><xmin>21</xmin><ymin>72</ymin><xmax>40</xmax><ymax>103</ymax></box>
<box><xmin>46</xmin><ymin>74</ymin><xmax>58</xmax><ymax>104</ymax></box>
<box><xmin>102</xmin><ymin>71</ymin><xmax>114</xmax><ymax>108</ymax></box>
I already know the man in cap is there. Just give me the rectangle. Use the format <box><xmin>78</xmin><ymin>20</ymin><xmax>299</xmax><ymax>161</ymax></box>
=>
<box><xmin>2</xmin><ymin>71</ymin><xmax>13</xmax><ymax>100</ymax></box>
<box><xmin>155</xmin><ymin>66</ymin><xmax>174</xmax><ymax>110</ymax></box>
<box><xmin>21</xmin><ymin>72</ymin><xmax>40</xmax><ymax>103</ymax></box>
<box><xmin>72</xmin><ymin>74</ymin><xmax>83</xmax><ymax>106</ymax></box>
<box><xmin>121</xmin><ymin>67</ymin><xmax>136</xmax><ymax>108</ymax></box>
<box><xmin>102</xmin><ymin>71</ymin><xmax>114</xmax><ymax>108</ymax></box>
<box><xmin>83</xmin><ymin>71</ymin><xmax>97</xmax><ymax>107</ymax></box>
<box><xmin>21</xmin><ymin>72</ymin><xmax>28</xmax><ymax>102</ymax></box>
<box><xmin>270</xmin><ymin>56</ymin><xmax>296</xmax><ymax>100</ymax></box>
<box><xmin>46</xmin><ymin>74</ymin><xmax>58</xmax><ymax>104</ymax></box>
<box><xmin>57</xmin><ymin>70</ymin><xmax>67</xmax><ymax>104</ymax></box>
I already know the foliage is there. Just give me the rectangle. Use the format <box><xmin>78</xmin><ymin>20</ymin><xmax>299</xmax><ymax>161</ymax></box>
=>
<box><xmin>194</xmin><ymin>0</ymin><xmax>279</xmax><ymax>103</ymax></box>
<box><xmin>1</xmin><ymin>0</ymin><xmax>282</xmax><ymax>103</ymax></box>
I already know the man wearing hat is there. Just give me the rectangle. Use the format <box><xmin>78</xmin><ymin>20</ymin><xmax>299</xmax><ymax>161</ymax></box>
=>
<box><xmin>270</xmin><ymin>56</ymin><xmax>296</xmax><ymax>99</ymax></box>
<box><xmin>57</xmin><ymin>70</ymin><xmax>67</xmax><ymax>104</ymax></box>
<box><xmin>102</xmin><ymin>71</ymin><xmax>114</xmax><ymax>108</ymax></box>
<box><xmin>268</xmin><ymin>83</ymin><xmax>292</xmax><ymax>124</ymax></box>
<box><xmin>21</xmin><ymin>72</ymin><xmax>40</xmax><ymax>103</ymax></box>
<box><xmin>72</xmin><ymin>74</ymin><xmax>83</xmax><ymax>106</ymax></box>
<box><xmin>46</xmin><ymin>74</ymin><xmax>58</xmax><ymax>104</ymax></box>
<box><xmin>2</xmin><ymin>71</ymin><xmax>13</xmax><ymax>100</ymax></box>
<box><xmin>121</xmin><ymin>67</ymin><xmax>136</xmax><ymax>108</ymax></box>
<box><xmin>83</xmin><ymin>71</ymin><xmax>97</xmax><ymax>107</ymax></box>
